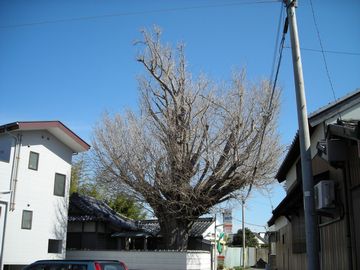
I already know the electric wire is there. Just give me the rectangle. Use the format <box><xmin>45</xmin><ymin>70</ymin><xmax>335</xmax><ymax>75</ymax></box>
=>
<box><xmin>233</xmin><ymin>217</ymin><xmax>267</xmax><ymax>228</ymax></box>
<box><xmin>270</xmin><ymin>3</ymin><xmax>285</xmax><ymax>81</ymax></box>
<box><xmin>285</xmin><ymin>46</ymin><xmax>360</xmax><ymax>56</ymax></box>
<box><xmin>244</xmin><ymin>6</ymin><xmax>288</xmax><ymax>201</ymax></box>
<box><xmin>0</xmin><ymin>0</ymin><xmax>279</xmax><ymax>29</ymax></box>
<box><xmin>309</xmin><ymin>0</ymin><xmax>337</xmax><ymax>103</ymax></box>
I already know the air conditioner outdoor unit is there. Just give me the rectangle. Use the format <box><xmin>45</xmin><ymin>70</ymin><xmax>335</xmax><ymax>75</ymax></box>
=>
<box><xmin>314</xmin><ymin>180</ymin><xmax>335</xmax><ymax>210</ymax></box>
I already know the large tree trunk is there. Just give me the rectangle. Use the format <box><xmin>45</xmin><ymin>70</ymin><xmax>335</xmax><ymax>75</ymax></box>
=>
<box><xmin>158</xmin><ymin>215</ymin><xmax>192</xmax><ymax>250</ymax></box>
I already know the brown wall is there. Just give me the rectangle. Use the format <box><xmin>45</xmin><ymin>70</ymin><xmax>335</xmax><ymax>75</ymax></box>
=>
<box><xmin>318</xmin><ymin>166</ymin><xmax>349</xmax><ymax>270</ymax></box>
<box><xmin>274</xmin><ymin>222</ymin><xmax>306</xmax><ymax>270</ymax></box>
<box><xmin>273</xmin><ymin>142</ymin><xmax>360</xmax><ymax>270</ymax></box>
<box><xmin>319</xmin><ymin>218</ymin><xmax>349</xmax><ymax>269</ymax></box>
<box><xmin>256</xmin><ymin>248</ymin><xmax>268</xmax><ymax>262</ymax></box>
<box><xmin>347</xmin><ymin>144</ymin><xmax>360</xmax><ymax>269</ymax></box>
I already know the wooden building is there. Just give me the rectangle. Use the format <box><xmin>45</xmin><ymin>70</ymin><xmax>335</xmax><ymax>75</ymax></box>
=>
<box><xmin>67</xmin><ymin>193</ymin><xmax>214</xmax><ymax>251</ymax></box>
<box><xmin>268</xmin><ymin>89</ymin><xmax>360</xmax><ymax>270</ymax></box>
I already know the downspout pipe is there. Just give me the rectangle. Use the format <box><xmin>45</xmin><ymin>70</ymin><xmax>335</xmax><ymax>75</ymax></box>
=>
<box><xmin>0</xmin><ymin>200</ymin><xmax>8</xmax><ymax>270</ymax></box>
<box><xmin>6</xmin><ymin>131</ymin><xmax>21</xmax><ymax>211</ymax></box>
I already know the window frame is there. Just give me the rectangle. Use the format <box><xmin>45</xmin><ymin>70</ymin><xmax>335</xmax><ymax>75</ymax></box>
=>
<box><xmin>53</xmin><ymin>173</ymin><xmax>66</xmax><ymax>197</ymax></box>
<box><xmin>48</xmin><ymin>239</ymin><xmax>63</xmax><ymax>253</ymax></box>
<box><xmin>21</xmin><ymin>210</ymin><xmax>33</xmax><ymax>230</ymax></box>
<box><xmin>28</xmin><ymin>151</ymin><xmax>39</xmax><ymax>171</ymax></box>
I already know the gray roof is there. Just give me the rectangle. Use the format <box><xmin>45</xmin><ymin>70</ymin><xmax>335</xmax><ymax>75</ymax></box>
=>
<box><xmin>69</xmin><ymin>193</ymin><xmax>214</xmax><ymax>238</ymax></box>
<box><xmin>69</xmin><ymin>193</ymin><xmax>137</xmax><ymax>231</ymax></box>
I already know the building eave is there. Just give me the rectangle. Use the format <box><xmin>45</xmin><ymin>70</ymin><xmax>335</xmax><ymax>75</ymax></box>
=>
<box><xmin>0</xmin><ymin>121</ymin><xmax>90</xmax><ymax>153</ymax></box>
<box><xmin>276</xmin><ymin>88</ymin><xmax>360</xmax><ymax>183</ymax></box>
<box><xmin>268</xmin><ymin>181</ymin><xmax>302</xmax><ymax>226</ymax></box>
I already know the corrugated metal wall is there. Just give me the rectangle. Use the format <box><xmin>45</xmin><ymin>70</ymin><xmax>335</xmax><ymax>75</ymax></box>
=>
<box><xmin>318</xmin><ymin>166</ymin><xmax>349</xmax><ymax>270</ymax></box>
<box><xmin>274</xmin><ymin>164</ymin><xmax>351</xmax><ymax>270</ymax></box>
<box><xmin>274</xmin><ymin>224</ymin><xmax>306</xmax><ymax>270</ymax></box>
<box><xmin>348</xmin><ymin>144</ymin><xmax>360</xmax><ymax>270</ymax></box>
<box><xmin>348</xmin><ymin>145</ymin><xmax>360</xmax><ymax>188</ymax></box>
<box><xmin>272</xmin><ymin>141</ymin><xmax>360</xmax><ymax>270</ymax></box>
<box><xmin>319</xmin><ymin>218</ymin><xmax>348</xmax><ymax>269</ymax></box>
<box><xmin>350</xmin><ymin>187</ymin><xmax>360</xmax><ymax>270</ymax></box>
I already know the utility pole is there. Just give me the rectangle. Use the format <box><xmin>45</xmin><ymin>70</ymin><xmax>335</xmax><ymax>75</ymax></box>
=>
<box><xmin>242</xmin><ymin>200</ymin><xmax>245</xmax><ymax>268</ymax></box>
<box><xmin>284</xmin><ymin>1</ymin><xmax>319</xmax><ymax>269</ymax></box>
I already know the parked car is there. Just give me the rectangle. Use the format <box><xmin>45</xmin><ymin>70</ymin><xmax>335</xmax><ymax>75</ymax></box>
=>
<box><xmin>23</xmin><ymin>260</ymin><xmax>128</xmax><ymax>270</ymax></box>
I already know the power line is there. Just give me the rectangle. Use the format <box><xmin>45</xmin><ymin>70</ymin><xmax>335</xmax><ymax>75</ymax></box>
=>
<box><xmin>269</xmin><ymin>2</ymin><xmax>284</xmax><ymax>81</ymax></box>
<box><xmin>0</xmin><ymin>0</ymin><xmax>279</xmax><ymax>29</ymax></box>
<box><xmin>233</xmin><ymin>217</ymin><xmax>266</xmax><ymax>228</ymax></box>
<box><xmin>284</xmin><ymin>46</ymin><xmax>360</xmax><ymax>56</ymax></box>
<box><xmin>268</xmin><ymin>15</ymin><xmax>287</xmax><ymax>108</ymax></box>
<box><xmin>309</xmin><ymin>0</ymin><xmax>337</xmax><ymax>103</ymax></box>
<box><xmin>244</xmin><ymin>11</ymin><xmax>288</xmax><ymax>200</ymax></box>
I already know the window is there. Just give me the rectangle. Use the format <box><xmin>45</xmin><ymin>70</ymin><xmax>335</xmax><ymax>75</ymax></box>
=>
<box><xmin>97</xmin><ymin>222</ymin><xmax>106</xmax><ymax>233</ymax></box>
<box><xmin>21</xmin><ymin>210</ymin><xmax>33</xmax><ymax>229</ymax></box>
<box><xmin>83</xmin><ymin>222</ymin><xmax>96</xmax><ymax>232</ymax></box>
<box><xmin>101</xmin><ymin>263</ymin><xmax>125</xmax><ymax>270</ymax></box>
<box><xmin>28</xmin><ymin>151</ymin><xmax>39</xmax><ymax>170</ymax></box>
<box><xmin>48</xmin><ymin>239</ymin><xmax>62</xmax><ymax>253</ymax></box>
<box><xmin>67</xmin><ymin>222</ymin><xmax>82</xmax><ymax>232</ymax></box>
<box><xmin>25</xmin><ymin>264</ymin><xmax>87</xmax><ymax>270</ymax></box>
<box><xmin>54</xmin><ymin>173</ymin><xmax>66</xmax><ymax>196</ymax></box>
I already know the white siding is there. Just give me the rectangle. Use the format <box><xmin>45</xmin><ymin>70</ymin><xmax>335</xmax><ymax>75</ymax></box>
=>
<box><xmin>285</xmin><ymin>163</ymin><xmax>298</xmax><ymax>192</ymax></box>
<box><xmin>273</xmin><ymin>216</ymin><xmax>289</xmax><ymax>231</ymax></box>
<box><xmin>1</xmin><ymin>130</ymin><xmax>73</xmax><ymax>265</ymax></box>
<box><xmin>309</xmin><ymin>125</ymin><xmax>325</xmax><ymax>159</ymax></box>
<box><xmin>324</xmin><ymin>104</ymin><xmax>360</xmax><ymax>126</ymax></box>
<box><xmin>285</xmin><ymin>125</ymin><xmax>325</xmax><ymax>192</ymax></box>
<box><xmin>0</xmin><ymin>134</ymin><xmax>14</xmax><ymax>192</ymax></box>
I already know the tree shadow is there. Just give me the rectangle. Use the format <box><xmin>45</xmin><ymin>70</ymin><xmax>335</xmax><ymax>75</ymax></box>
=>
<box><xmin>52</xmin><ymin>196</ymin><xmax>69</xmax><ymax>254</ymax></box>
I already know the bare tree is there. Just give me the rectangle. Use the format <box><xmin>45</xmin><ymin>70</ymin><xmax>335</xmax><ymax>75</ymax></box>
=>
<box><xmin>92</xmin><ymin>27</ymin><xmax>281</xmax><ymax>250</ymax></box>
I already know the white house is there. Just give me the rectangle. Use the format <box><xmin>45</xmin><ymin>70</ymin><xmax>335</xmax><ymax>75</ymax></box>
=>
<box><xmin>0</xmin><ymin>121</ymin><xmax>90</xmax><ymax>270</ymax></box>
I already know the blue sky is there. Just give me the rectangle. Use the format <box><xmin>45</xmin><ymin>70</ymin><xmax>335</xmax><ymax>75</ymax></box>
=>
<box><xmin>1</xmin><ymin>0</ymin><xmax>359</xmax><ymax>232</ymax></box>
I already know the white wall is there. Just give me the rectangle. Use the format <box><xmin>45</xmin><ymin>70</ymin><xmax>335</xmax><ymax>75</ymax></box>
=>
<box><xmin>285</xmin><ymin>160</ymin><xmax>298</xmax><ymax>192</ymax></box>
<box><xmin>1</xmin><ymin>130</ymin><xmax>73</xmax><ymax>266</ymax></box>
<box><xmin>66</xmin><ymin>250</ymin><xmax>211</xmax><ymax>270</ymax></box>
<box><xmin>0</xmin><ymin>134</ymin><xmax>15</xmax><ymax>267</ymax></box>
<box><xmin>324</xmin><ymin>103</ymin><xmax>360</xmax><ymax>126</ymax></box>
<box><xmin>285</xmin><ymin>125</ymin><xmax>326</xmax><ymax>192</ymax></box>
<box><xmin>0</xmin><ymin>134</ymin><xmax>14</xmax><ymax>192</ymax></box>
<box><xmin>202</xmin><ymin>221</ymin><xmax>215</xmax><ymax>240</ymax></box>
<box><xmin>223</xmin><ymin>247</ymin><xmax>256</xmax><ymax>268</ymax></box>
<box><xmin>271</xmin><ymin>216</ymin><xmax>288</xmax><ymax>231</ymax></box>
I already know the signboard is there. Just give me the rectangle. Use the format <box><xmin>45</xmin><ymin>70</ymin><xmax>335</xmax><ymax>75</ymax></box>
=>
<box><xmin>223</xmin><ymin>210</ymin><xmax>232</xmax><ymax>234</ymax></box>
<box><xmin>217</xmin><ymin>255</ymin><xmax>225</xmax><ymax>269</ymax></box>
